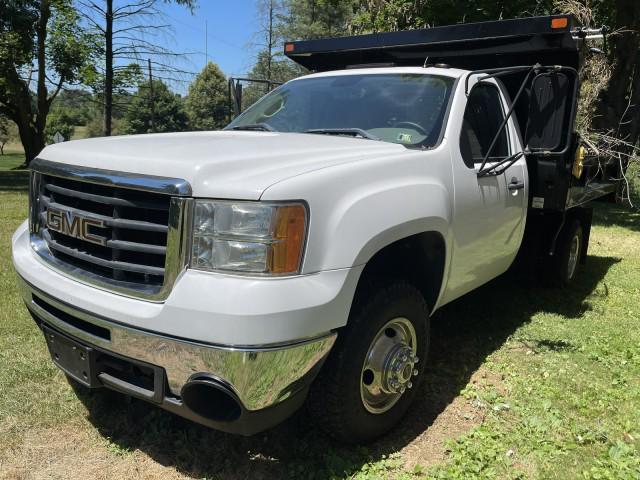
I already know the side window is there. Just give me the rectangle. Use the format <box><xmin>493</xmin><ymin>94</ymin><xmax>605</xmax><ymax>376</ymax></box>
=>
<box><xmin>459</xmin><ymin>84</ymin><xmax>509</xmax><ymax>169</ymax></box>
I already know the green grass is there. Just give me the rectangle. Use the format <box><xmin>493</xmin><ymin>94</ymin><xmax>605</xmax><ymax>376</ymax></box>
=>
<box><xmin>0</xmin><ymin>153</ymin><xmax>83</xmax><ymax>443</ymax></box>
<box><xmin>422</xmin><ymin>214</ymin><xmax>640</xmax><ymax>479</ymax></box>
<box><xmin>0</xmin><ymin>153</ymin><xmax>638</xmax><ymax>479</ymax></box>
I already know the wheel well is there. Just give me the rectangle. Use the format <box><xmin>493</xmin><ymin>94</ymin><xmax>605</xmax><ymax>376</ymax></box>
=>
<box><xmin>356</xmin><ymin>232</ymin><xmax>446</xmax><ymax>312</ymax></box>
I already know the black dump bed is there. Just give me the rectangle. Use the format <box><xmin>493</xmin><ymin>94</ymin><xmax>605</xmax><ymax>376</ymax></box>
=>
<box><xmin>284</xmin><ymin>15</ymin><xmax>582</xmax><ymax>72</ymax></box>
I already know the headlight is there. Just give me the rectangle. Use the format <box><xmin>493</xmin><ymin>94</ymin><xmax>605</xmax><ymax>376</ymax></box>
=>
<box><xmin>190</xmin><ymin>200</ymin><xmax>307</xmax><ymax>275</ymax></box>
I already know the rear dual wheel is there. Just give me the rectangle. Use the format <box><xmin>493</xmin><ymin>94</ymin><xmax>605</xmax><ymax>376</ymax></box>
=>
<box><xmin>309</xmin><ymin>282</ymin><xmax>429</xmax><ymax>443</ymax></box>
<box><xmin>548</xmin><ymin>219</ymin><xmax>583</xmax><ymax>287</ymax></box>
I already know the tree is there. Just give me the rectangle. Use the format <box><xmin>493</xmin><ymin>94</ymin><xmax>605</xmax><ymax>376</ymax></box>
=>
<box><xmin>282</xmin><ymin>0</ymin><xmax>357</xmax><ymax>39</ymax></box>
<box><xmin>79</xmin><ymin>0</ymin><xmax>196</xmax><ymax>137</ymax></box>
<box><xmin>124</xmin><ymin>80</ymin><xmax>188</xmax><ymax>134</ymax></box>
<box><xmin>0</xmin><ymin>0</ymin><xmax>93</xmax><ymax>163</ymax></box>
<box><xmin>350</xmin><ymin>0</ymin><xmax>553</xmax><ymax>33</ymax></box>
<box><xmin>185</xmin><ymin>62</ymin><xmax>228</xmax><ymax>131</ymax></box>
<box><xmin>45</xmin><ymin>107</ymin><xmax>75</xmax><ymax>143</ymax></box>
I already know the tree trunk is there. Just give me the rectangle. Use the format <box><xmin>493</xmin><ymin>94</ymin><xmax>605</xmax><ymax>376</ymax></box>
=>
<box><xmin>35</xmin><ymin>0</ymin><xmax>49</xmax><ymax>141</ymax></box>
<box><xmin>21</xmin><ymin>0</ymin><xmax>51</xmax><ymax>165</ymax></box>
<box><xmin>104</xmin><ymin>0</ymin><xmax>113</xmax><ymax>136</ymax></box>
<box><xmin>19</xmin><ymin>125</ymin><xmax>46</xmax><ymax>165</ymax></box>
<box><xmin>593</xmin><ymin>0</ymin><xmax>640</xmax><ymax>147</ymax></box>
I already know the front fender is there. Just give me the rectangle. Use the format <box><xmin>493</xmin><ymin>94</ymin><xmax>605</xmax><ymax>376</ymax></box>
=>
<box><xmin>324</xmin><ymin>181</ymin><xmax>451</xmax><ymax>269</ymax></box>
<box><xmin>260</xmin><ymin>150</ymin><xmax>454</xmax><ymax>274</ymax></box>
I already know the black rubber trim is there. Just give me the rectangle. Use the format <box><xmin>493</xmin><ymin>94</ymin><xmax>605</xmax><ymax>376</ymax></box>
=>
<box><xmin>33</xmin><ymin>294</ymin><xmax>111</xmax><ymax>341</ymax></box>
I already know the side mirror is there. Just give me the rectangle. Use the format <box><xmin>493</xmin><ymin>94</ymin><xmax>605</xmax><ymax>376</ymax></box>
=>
<box><xmin>525</xmin><ymin>72</ymin><xmax>572</xmax><ymax>152</ymax></box>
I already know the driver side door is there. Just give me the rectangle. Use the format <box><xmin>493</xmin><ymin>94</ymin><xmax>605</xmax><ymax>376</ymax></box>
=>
<box><xmin>443</xmin><ymin>80</ymin><xmax>528</xmax><ymax>303</ymax></box>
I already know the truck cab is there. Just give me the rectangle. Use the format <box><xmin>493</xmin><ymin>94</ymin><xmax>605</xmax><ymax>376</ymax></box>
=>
<box><xmin>12</xmin><ymin>15</ymin><xmax>616</xmax><ymax>443</ymax></box>
<box><xmin>227</xmin><ymin>66</ymin><xmax>529</xmax><ymax>304</ymax></box>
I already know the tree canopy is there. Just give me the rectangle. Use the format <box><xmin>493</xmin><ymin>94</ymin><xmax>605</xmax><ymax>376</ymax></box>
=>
<box><xmin>185</xmin><ymin>62</ymin><xmax>228</xmax><ymax>131</ymax></box>
<box><xmin>45</xmin><ymin>107</ymin><xmax>75</xmax><ymax>143</ymax></box>
<box><xmin>123</xmin><ymin>80</ymin><xmax>188</xmax><ymax>134</ymax></box>
<box><xmin>0</xmin><ymin>0</ymin><xmax>93</xmax><ymax>163</ymax></box>
<box><xmin>282</xmin><ymin>0</ymin><xmax>356</xmax><ymax>39</ymax></box>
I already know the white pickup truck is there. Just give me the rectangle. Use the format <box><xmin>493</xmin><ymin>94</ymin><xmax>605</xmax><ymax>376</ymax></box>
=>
<box><xmin>12</xmin><ymin>16</ymin><xmax>616</xmax><ymax>442</ymax></box>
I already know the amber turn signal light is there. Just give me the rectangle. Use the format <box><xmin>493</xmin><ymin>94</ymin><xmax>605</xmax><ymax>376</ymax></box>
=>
<box><xmin>271</xmin><ymin>204</ymin><xmax>307</xmax><ymax>274</ymax></box>
<box><xmin>551</xmin><ymin>17</ymin><xmax>568</xmax><ymax>29</ymax></box>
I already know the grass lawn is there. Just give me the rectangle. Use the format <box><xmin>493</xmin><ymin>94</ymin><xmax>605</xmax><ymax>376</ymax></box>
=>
<box><xmin>0</xmin><ymin>152</ymin><xmax>639</xmax><ymax>479</ymax></box>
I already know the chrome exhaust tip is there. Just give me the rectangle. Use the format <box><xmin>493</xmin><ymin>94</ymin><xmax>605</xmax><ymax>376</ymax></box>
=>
<box><xmin>181</xmin><ymin>376</ymin><xmax>242</xmax><ymax>422</ymax></box>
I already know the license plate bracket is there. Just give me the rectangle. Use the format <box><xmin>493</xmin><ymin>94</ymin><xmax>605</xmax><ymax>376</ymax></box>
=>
<box><xmin>42</xmin><ymin>324</ymin><xmax>100</xmax><ymax>388</ymax></box>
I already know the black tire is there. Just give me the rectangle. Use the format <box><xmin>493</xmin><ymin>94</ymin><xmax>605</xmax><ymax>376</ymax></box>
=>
<box><xmin>548</xmin><ymin>219</ymin><xmax>583</xmax><ymax>287</ymax></box>
<box><xmin>308</xmin><ymin>281</ymin><xmax>430</xmax><ymax>444</ymax></box>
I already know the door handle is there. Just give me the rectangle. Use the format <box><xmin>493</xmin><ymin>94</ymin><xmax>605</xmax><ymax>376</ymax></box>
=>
<box><xmin>508</xmin><ymin>178</ymin><xmax>525</xmax><ymax>191</ymax></box>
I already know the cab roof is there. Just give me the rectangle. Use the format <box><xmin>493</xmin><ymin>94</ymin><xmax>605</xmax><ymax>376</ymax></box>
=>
<box><xmin>291</xmin><ymin>66</ymin><xmax>469</xmax><ymax>82</ymax></box>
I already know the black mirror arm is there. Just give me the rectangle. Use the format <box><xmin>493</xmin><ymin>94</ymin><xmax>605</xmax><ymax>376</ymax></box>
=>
<box><xmin>464</xmin><ymin>64</ymin><xmax>539</xmax><ymax>96</ymax></box>
<box><xmin>478</xmin><ymin>151</ymin><xmax>525</xmax><ymax>177</ymax></box>
<box><xmin>477</xmin><ymin>67</ymin><xmax>535</xmax><ymax>173</ymax></box>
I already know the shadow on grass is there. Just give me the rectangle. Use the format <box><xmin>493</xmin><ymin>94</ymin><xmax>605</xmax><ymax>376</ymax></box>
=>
<box><xmin>71</xmin><ymin>254</ymin><xmax>619</xmax><ymax>479</ymax></box>
<box><xmin>592</xmin><ymin>201</ymin><xmax>640</xmax><ymax>232</ymax></box>
<box><xmin>0</xmin><ymin>169</ymin><xmax>29</xmax><ymax>192</ymax></box>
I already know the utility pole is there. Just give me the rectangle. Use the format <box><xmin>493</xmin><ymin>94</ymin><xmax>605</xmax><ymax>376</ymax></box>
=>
<box><xmin>104</xmin><ymin>0</ymin><xmax>113</xmax><ymax>136</ymax></box>
<box><xmin>147</xmin><ymin>58</ymin><xmax>155</xmax><ymax>133</ymax></box>
<box><xmin>267</xmin><ymin>0</ymin><xmax>273</xmax><ymax>87</ymax></box>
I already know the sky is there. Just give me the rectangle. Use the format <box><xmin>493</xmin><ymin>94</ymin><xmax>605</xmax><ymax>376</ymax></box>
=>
<box><xmin>157</xmin><ymin>0</ymin><xmax>264</xmax><ymax>93</ymax></box>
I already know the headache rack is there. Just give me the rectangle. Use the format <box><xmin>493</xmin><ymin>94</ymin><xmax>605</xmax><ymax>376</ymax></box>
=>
<box><xmin>284</xmin><ymin>15</ymin><xmax>618</xmax><ymax>214</ymax></box>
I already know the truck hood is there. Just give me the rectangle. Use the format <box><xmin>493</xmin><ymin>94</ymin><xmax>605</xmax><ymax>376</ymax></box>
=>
<box><xmin>38</xmin><ymin>131</ymin><xmax>408</xmax><ymax>199</ymax></box>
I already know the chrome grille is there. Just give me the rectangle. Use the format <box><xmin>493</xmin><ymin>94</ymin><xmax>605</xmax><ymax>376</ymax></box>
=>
<box><xmin>29</xmin><ymin>159</ymin><xmax>193</xmax><ymax>302</ymax></box>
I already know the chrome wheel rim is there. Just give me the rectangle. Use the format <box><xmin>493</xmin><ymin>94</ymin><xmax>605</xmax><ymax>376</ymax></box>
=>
<box><xmin>360</xmin><ymin>317</ymin><xmax>419</xmax><ymax>414</ymax></box>
<box><xmin>567</xmin><ymin>233</ymin><xmax>580</xmax><ymax>280</ymax></box>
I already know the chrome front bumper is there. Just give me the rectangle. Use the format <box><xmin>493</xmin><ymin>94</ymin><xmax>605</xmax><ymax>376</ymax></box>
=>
<box><xmin>17</xmin><ymin>275</ymin><xmax>336</xmax><ymax>412</ymax></box>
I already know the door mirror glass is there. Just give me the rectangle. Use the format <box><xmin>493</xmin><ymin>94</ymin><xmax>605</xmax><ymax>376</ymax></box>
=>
<box><xmin>525</xmin><ymin>72</ymin><xmax>570</xmax><ymax>151</ymax></box>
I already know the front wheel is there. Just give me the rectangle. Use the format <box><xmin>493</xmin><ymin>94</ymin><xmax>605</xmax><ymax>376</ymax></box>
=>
<box><xmin>308</xmin><ymin>282</ymin><xmax>430</xmax><ymax>443</ymax></box>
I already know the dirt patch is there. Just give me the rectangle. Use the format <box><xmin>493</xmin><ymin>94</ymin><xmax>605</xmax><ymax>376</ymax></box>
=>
<box><xmin>397</xmin><ymin>367</ymin><xmax>500</xmax><ymax>471</ymax></box>
<box><xmin>0</xmin><ymin>425</ymin><xmax>185</xmax><ymax>480</ymax></box>
<box><xmin>0</xmin><ymin>367</ymin><xmax>502</xmax><ymax>480</ymax></box>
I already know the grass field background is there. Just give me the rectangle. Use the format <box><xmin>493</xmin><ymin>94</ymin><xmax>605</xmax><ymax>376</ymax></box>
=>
<box><xmin>0</xmin><ymin>151</ymin><xmax>638</xmax><ymax>479</ymax></box>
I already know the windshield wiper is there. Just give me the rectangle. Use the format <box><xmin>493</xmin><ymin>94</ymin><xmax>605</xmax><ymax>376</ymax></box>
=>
<box><xmin>229</xmin><ymin>123</ymin><xmax>275</xmax><ymax>132</ymax></box>
<box><xmin>305</xmin><ymin>128</ymin><xmax>379</xmax><ymax>141</ymax></box>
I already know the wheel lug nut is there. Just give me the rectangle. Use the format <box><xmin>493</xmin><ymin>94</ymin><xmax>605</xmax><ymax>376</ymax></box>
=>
<box><xmin>407</xmin><ymin>381</ymin><xmax>413</xmax><ymax>389</ymax></box>
<box><xmin>413</xmin><ymin>369</ymin><xmax>418</xmax><ymax>376</ymax></box>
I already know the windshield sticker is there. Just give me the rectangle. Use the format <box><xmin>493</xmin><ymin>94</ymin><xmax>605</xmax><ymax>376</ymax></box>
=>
<box><xmin>397</xmin><ymin>133</ymin><xmax>413</xmax><ymax>143</ymax></box>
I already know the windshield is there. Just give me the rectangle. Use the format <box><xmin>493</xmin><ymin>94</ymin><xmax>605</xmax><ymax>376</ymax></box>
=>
<box><xmin>226</xmin><ymin>73</ymin><xmax>455</xmax><ymax>148</ymax></box>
